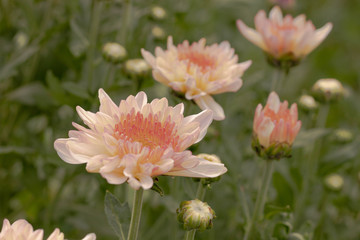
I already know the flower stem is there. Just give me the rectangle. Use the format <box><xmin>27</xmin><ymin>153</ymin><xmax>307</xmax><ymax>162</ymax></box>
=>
<box><xmin>118</xmin><ymin>0</ymin><xmax>133</xmax><ymax>45</ymax></box>
<box><xmin>127</xmin><ymin>188</ymin><xmax>144</xmax><ymax>240</ymax></box>
<box><xmin>195</xmin><ymin>180</ymin><xmax>207</xmax><ymax>201</ymax></box>
<box><xmin>244</xmin><ymin>160</ymin><xmax>274</xmax><ymax>240</ymax></box>
<box><xmin>184</xmin><ymin>230</ymin><xmax>196</xmax><ymax>240</ymax></box>
<box><xmin>86</xmin><ymin>0</ymin><xmax>102</xmax><ymax>93</ymax></box>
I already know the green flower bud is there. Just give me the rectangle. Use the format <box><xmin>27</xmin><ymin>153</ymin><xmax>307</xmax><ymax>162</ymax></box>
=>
<box><xmin>177</xmin><ymin>199</ymin><xmax>216</xmax><ymax>231</ymax></box>
<box><xmin>124</xmin><ymin>59</ymin><xmax>151</xmax><ymax>76</ymax></box>
<box><xmin>102</xmin><ymin>42</ymin><xmax>127</xmax><ymax>64</ymax></box>
<box><xmin>151</xmin><ymin>6</ymin><xmax>166</xmax><ymax>20</ymax></box>
<box><xmin>324</xmin><ymin>173</ymin><xmax>344</xmax><ymax>191</ymax></box>
<box><xmin>332</xmin><ymin>129</ymin><xmax>353</xmax><ymax>144</ymax></box>
<box><xmin>287</xmin><ymin>232</ymin><xmax>305</xmax><ymax>240</ymax></box>
<box><xmin>298</xmin><ymin>94</ymin><xmax>318</xmax><ymax>112</ymax></box>
<box><xmin>152</xmin><ymin>26</ymin><xmax>166</xmax><ymax>40</ymax></box>
<box><xmin>312</xmin><ymin>78</ymin><xmax>344</xmax><ymax>103</ymax></box>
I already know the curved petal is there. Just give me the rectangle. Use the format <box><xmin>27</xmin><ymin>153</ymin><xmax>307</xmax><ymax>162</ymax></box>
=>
<box><xmin>194</xmin><ymin>95</ymin><xmax>225</xmax><ymax>121</ymax></box>
<box><xmin>82</xmin><ymin>233</ymin><xmax>97</xmax><ymax>240</ymax></box>
<box><xmin>237</xmin><ymin>20</ymin><xmax>267</xmax><ymax>51</ymax></box>
<box><xmin>183</xmin><ymin>109</ymin><xmax>213</xmax><ymax>143</ymax></box>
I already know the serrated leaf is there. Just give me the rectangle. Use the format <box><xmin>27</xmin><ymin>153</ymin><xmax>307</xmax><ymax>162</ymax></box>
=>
<box><xmin>104</xmin><ymin>191</ymin><xmax>131</xmax><ymax>240</ymax></box>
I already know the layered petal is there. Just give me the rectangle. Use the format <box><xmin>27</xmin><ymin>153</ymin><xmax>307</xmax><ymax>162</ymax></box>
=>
<box><xmin>141</xmin><ymin>36</ymin><xmax>251</xmax><ymax>121</ymax></box>
<box><xmin>237</xmin><ymin>6</ymin><xmax>332</xmax><ymax>60</ymax></box>
<box><xmin>54</xmin><ymin>89</ymin><xmax>226</xmax><ymax>190</ymax></box>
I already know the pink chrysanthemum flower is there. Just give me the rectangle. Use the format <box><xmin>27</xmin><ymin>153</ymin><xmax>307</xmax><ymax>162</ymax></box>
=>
<box><xmin>141</xmin><ymin>36</ymin><xmax>252</xmax><ymax>121</ymax></box>
<box><xmin>237</xmin><ymin>6</ymin><xmax>332</xmax><ymax>68</ymax></box>
<box><xmin>252</xmin><ymin>92</ymin><xmax>301</xmax><ymax>160</ymax></box>
<box><xmin>54</xmin><ymin>89</ymin><xmax>227</xmax><ymax>190</ymax></box>
<box><xmin>0</xmin><ymin>219</ymin><xmax>96</xmax><ymax>240</ymax></box>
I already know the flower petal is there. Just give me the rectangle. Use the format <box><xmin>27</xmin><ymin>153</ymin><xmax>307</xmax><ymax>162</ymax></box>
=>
<box><xmin>194</xmin><ymin>95</ymin><xmax>224</xmax><ymax>121</ymax></box>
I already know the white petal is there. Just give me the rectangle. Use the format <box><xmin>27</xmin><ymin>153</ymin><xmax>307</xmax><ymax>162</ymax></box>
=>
<box><xmin>257</xmin><ymin>117</ymin><xmax>275</xmax><ymax>148</ymax></box>
<box><xmin>166</xmin><ymin>157</ymin><xmax>227</xmax><ymax>178</ymax></box>
<box><xmin>194</xmin><ymin>95</ymin><xmax>225</xmax><ymax>121</ymax></box>
<box><xmin>134</xmin><ymin>91</ymin><xmax>148</xmax><ymax>109</ymax></box>
<box><xmin>82</xmin><ymin>233</ymin><xmax>97</xmax><ymax>240</ymax></box>
<box><xmin>98</xmin><ymin>88</ymin><xmax>118</xmax><ymax>117</ymax></box>
<box><xmin>183</xmin><ymin>109</ymin><xmax>213</xmax><ymax>143</ymax></box>
<box><xmin>237</xmin><ymin>20</ymin><xmax>268</xmax><ymax>51</ymax></box>
<box><xmin>267</xmin><ymin>91</ymin><xmax>281</xmax><ymax>113</ymax></box>
<box><xmin>141</xmin><ymin>49</ymin><xmax>156</xmax><ymax>67</ymax></box>
<box><xmin>54</xmin><ymin>139</ymin><xmax>87</xmax><ymax>164</ymax></box>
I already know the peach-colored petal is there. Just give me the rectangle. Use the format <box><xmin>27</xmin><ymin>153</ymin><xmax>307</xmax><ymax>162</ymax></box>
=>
<box><xmin>194</xmin><ymin>95</ymin><xmax>224</xmax><ymax>121</ymax></box>
<box><xmin>237</xmin><ymin>20</ymin><xmax>268</xmax><ymax>51</ymax></box>
<box><xmin>237</xmin><ymin>6</ymin><xmax>332</xmax><ymax>60</ymax></box>
<box><xmin>54</xmin><ymin>90</ymin><xmax>226</xmax><ymax>190</ymax></box>
<box><xmin>142</xmin><ymin>36</ymin><xmax>250</xmax><ymax>121</ymax></box>
<box><xmin>267</xmin><ymin>91</ymin><xmax>281</xmax><ymax>113</ymax></box>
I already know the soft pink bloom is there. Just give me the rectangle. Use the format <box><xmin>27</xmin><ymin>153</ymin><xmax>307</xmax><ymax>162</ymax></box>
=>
<box><xmin>0</xmin><ymin>219</ymin><xmax>96</xmax><ymax>240</ymax></box>
<box><xmin>237</xmin><ymin>6</ymin><xmax>332</xmax><ymax>60</ymax></box>
<box><xmin>253</xmin><ymin>92</ymin><xmax>301</xmax><ymax>149</ymax></box>
<box><xmin>54</xmin><ymin>89</ymin><xmax>227</xmax><ymax>190</ymax></box>
<box><xmin>141</xmin><ymin>36</ymin><xmax>252</xmax><ymax>121</ymax></box>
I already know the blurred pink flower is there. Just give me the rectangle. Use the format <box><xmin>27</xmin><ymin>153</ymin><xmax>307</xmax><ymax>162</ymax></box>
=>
<box><xmin>253</xmin><ymin>92</ymin><xmax>301</xmax><ymax>159</ymax></box>
<box><xmin>0</xmin><ymin>219</ymin><xmax>96</xmax><ymax>240</ymax></box>
<box><xmin>237</xmin><ymin>6</ymin><xmax>332</xmax><ymax>64</ymax></box>
<box><xmin>141</xmin><ymin>36</ymin><xmax>251</xmax><ymax>121</ymax></box>
<box><xmin>54</xmin><ymin>89</ymin><xmax>227</xmax><ymax>190</ymax></box>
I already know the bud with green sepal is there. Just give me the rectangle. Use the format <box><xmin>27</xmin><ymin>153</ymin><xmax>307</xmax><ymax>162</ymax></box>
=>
<box><xmin>177</xmin><ymin>199</ymin><xmax>216</xmax><ymax>231</ymax></box>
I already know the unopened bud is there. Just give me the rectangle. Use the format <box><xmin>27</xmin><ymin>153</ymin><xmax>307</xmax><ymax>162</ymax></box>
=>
<box><xmin>332</xmin><ymin>129</ymin><xmax>353</xmax><ymax>144</ymax></box>
<box><xmin>125</xmin><ymin>59</ymin><xmax>151</xmax><ymax>76</ymax></box>
<box><xmin>102</xmin><ymin>42</ymin><xmax>127</xmax><ymax>64</ymax></box>
<box><xmin>324</xmin><ymin>173</ymin><xmax>344</xmax><ymax>191</ymax></box>
<box><xmin>177</xmin><ymin>199</ymin><xmax>216</xmax><ymax>231</ymax></box>
<box><xmin>287</xmin><ymin>232</ymin><xmax>305</xmax><ymax>240</ymax></box>
<box><xmin>14</xmin><ymin>32</ymin><xmax>29</xmax><ymax>49</ymax></box>
<box><xmin>312</xmin><ymin>78</ymin><xmax>344</xmax><ymax>103</ymax></box>
<box><xmin>152</xmin><ymin>26</ymin><xmax>166</xmax><ymax>40</ymax></box>
<box><xmin>298</xmin><ymin>94</ymin><xmax>318</xmax><ymax>111</ymax></box>
<box><xmin>151</xmin><ymin>6</ymin><xmax>166</xmax><ymax>20</ymax></box>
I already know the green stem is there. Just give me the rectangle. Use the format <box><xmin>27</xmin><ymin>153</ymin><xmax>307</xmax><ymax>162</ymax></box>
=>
<box><xmin>86</xmin><ymin>0</ymin><xmax>102</xmax><ymax>92</ymax></box>
<box><xmin>127</xmin><ymin>188</ymin><xmax>144</xmax><ymax>240</ymax></box>
<box><xmin>294</xmin><ymin>104</ymin><xmax>329</xmax><ymax>228</ymax></box>
<box><xmin>244</xmin><ymin>160</ymin><xmax>274</xmax><ymax>240</ymax></box>
<box><xmin>195</xmin><ymin>180</ymin><xmax>207</xmax><ymax>201</ymax></box>
<box><xmin>270</xmin><ymin>68</ymin><xmax>282</xmax><ymax>92</ymax></box>
<box><xmin>118</xmin><ymin>0</ymin><xmax>133</xmax><ymax>45</ymax></box>
<box><xmin>184</xmin><ymin>230</ymin><xmax>196</xmax><ymax>240</ymax></box>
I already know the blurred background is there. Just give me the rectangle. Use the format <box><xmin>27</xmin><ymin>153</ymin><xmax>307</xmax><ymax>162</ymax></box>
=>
<box><xmin>0</xmin><ymin>0</ymin><xmax>359</xmax><ymax>239</ymax></box>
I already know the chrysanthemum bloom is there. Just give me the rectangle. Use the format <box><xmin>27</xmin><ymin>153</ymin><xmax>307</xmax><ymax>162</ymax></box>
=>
<box><xmin>141</xmin><ymin>36</ymin><xmax>252</xmax><ymax>121</ymax></box>
<box><xmin>311</xmin><ymin>78</ymin><xmax>344</xmax><ymax>103</ymax></box>
<box><xmin>0</xmin><ymin>219</ymin><xmax>96</xmax><ymax>240</ymax></box>
<box><xmin>177</xmin><ymin>199</ymin><xmax>216</xmax><ymax>231</ymax></box>
<box><xmin>237</xmin><ymin>6</ymin><xmax>332</xmax><ymax>70</ymax></box>
<box><xmin>54</xmin><ymin>89</ymin><xmax>227</xmax><ymax>190</ymax></box>
<box><xmin>252</xmin><ymin>92</ymin><xmax>301</xmax><ymax>160</ymax></box>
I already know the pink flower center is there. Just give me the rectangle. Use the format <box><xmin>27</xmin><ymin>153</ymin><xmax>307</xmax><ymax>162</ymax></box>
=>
<box><xmin>114</xmin><ymin>110</ymin><xmax>180</xmax><ymax>151</ymax></box>
<box><xmin>178</xmin><ymin>50</ymin><xmax>216</xmax><ymax>72</ymax></box>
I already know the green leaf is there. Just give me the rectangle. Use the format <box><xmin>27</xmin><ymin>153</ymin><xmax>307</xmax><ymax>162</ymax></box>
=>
<box><xmin>272</xmin><ymin>221</ymin><xmax>292</xmax><ymax>240</ymax></box>
<box><xmin>6</xmin><ymin>83</ymin><xmax>54</xmax><ymax>107</ymax></box>
<box><xmin>0</xmin><ymin>45</ymin><xmax>39</xmax><ymax>81</ymax></box>
<box><xmin>272</xmin><ymin>172</ymin><xmax>294</xmax><ymax>208</ymax></box>
<box><xmin>104</xmin><ymin>191</ymin><xmax>131</xmax><ymax>240</ymax></box>
<box><xmin>62</xmin><ymin>81</ymin><xmax>90</xmax><ymax>99</ymax></box>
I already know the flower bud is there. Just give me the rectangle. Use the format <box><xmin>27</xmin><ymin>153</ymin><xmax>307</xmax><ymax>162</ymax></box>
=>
<box><xmin>102</xmin><ymin>42</ymin><xmax>127</xmax><ymax>64</ymax></box>
<box><xmin>332</xmin><ymin>129</ymin><xmax>353</xmax><ymax>144</ymax></box>
<box><xmin>287</xmin><ymin>233</ymin><xmax>305</xmax><ymax>240</ymax></box>
<box><xmin>151</xmin><ymin>6</ymin><xmax>166</xmax><ymax>20</ymax></box>
<box><xmin>14</xmin><ymin>31</ymin><xmax>29</xmax><ymax>49</ymax></box>
<box><xmin>124</xmin><ymin>58</ymin><xmax>151</xmax><ymax>76</ymax></box>
<box><xmin>151</xmin><ymin>26</ymin><xmax>166</xmax><ymax>40</ymax></box>
<box><xmin>298</xmin><ymin>94</ymin><xmax>318</xmax><ymax>112</ymax></box>
<box><xmin>312</xmin><ymin>78</ymin><xmax>344</xmax><ymax>103</ymax></box>
<box><xmin>177</xmin><ymin>199</ymin><xmax>216</xmax><ymax>231</ymax></box>
<box><xmin>324</xmin><ymin>173</ymin><xmax>344</xmax><ymax>191</ymax></box>
<box><xmin>252</xmin><ymin>92</ymin><xmax>301</xmax><ymax>160</ymax></box>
